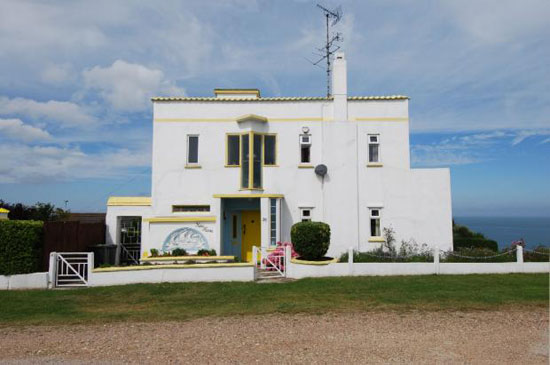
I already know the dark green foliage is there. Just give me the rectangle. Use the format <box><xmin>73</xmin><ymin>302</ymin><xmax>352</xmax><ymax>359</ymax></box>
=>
<box><xmin>452</xmin><ymin>221</ymin><xmax>498</xmax><ymax>252</ymax></box>
<box><xmin>442</xmin><ymin>247</ymin><xmax>515</xmax><ymax>263</ymax></box>
<box><xmin>171</xmin><ymin>248</ymin><xmax>188</xmax><ymax>256</ymax></box>
<box><xmin>453</xmin><ymin>237</ymin><xmax>499</xmax><ymax>252</ymax></box>
<box><xmin>150</xmin><ymin>249</ymin><xmax>159</xmax><ymax>257</ymax></box>
<box><xmin>524</xmin><ymin>246</ymin><xmax>550</xmax><ymax>262</ymax></box>
<box><xmin>291</xmin><ymin>221</ymin><xmax>331</xmax><ymax>260</ymax></box>
<box><xmin>197</xmin><ymin>249</ymin><xmax>217</xmax><ymax>256</ymax></box>
<box><xmin>339</xmin><ymin>250</ymin><xmax>433</xmax><ymax>263</ymax></box>
<box><xmin>0</xmin><ymin>220</ymin><xmax>43</xmax><ymax>275</ymax></box>
<box><xmin>0</xmin><ymin>200</ymin><xmax>69</xmax><ymax>221</ymax></box>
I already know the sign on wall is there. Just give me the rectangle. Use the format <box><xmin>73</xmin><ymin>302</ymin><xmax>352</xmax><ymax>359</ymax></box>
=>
<box><xmin>162</xmin><ymin>227</ymin><xmax>209</xmax><ymax>254</ymax></box>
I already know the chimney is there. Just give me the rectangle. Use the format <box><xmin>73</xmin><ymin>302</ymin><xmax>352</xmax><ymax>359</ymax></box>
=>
<box><xmin>332</xmin><ymin>52</ymin><xmax>348</xmax><ymax>121</ymax></box>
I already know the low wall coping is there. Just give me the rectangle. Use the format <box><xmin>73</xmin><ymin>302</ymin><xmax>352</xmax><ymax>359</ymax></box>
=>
<box><xmin>93</xmin><ymin>262</ymin><xmax>253</xmax><ymax>273</ymax></box>
<box><xmin>291</xmin><ymin>257</ymin><xmax>339</xmax><ymax>265</ymax></box>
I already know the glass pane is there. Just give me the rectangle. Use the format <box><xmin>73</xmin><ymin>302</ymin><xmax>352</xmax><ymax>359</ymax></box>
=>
<box><xmin>232</xmin><ymin>215</ymin><xmax>238</xmax><ymax>239</ymax></box>
<box><xmin>188</xmin><ymin>136</ymin><xmax>198</xmax><ymax>163</ymax></box>
<box><xmin>253</xmin><ymin>134</ymin><xmax>262</xmax><ymax>188</ymax></box>
<box><xmin>119</xmin><ymin>217</ymin><xmax>141</xmax><ymax>244</ymax></box>
<box><xmin>241</xmin><ymin>135</ymin><xmax>249</xmax><ymax>188</ymax></box>
<box><xmin>369</xmin><ymin>144</ymin><xmax>379</xmax><ymax>162</ymax></box>
<box><xmin>370</xmin><ymin>218</ymin><xmax>380</xmax><ymax>236</ymax></box>
<box><xmin>301</xmin><ymin>146</ymin><xmax>310</xmax><ymax>163</ymax></box>
<box><xmin>227</xmin><ymin>135</ymin><xmax>240</xmax><ymax>165</ymax></box>
<box><xmin>270</xmin><ymin>198</ymin><xmax>277</xmax><ymax>246</ymax></box>
<box><xmin>264</xmin><ymin>135</ymin><xmax>276</xmax><ymax>165</ymax></box>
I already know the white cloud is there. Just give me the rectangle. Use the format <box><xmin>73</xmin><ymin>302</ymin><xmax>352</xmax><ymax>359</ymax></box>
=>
<box><xmin>41</xmin><ymin>63</ymin><xmax>75</xmax><ymax>84</ymax></box>
<box><xmin>0</xmin><ymin>97</ymin><xmax>96</xmax><ymax>127</ymax></box>
<box><xmin>82</xmin><ymin>60</ymin><xmax>186</xmax><ymax>112</ymax></box>
<box><xmin>0</xmin><ymin>143</ymin><xmax>150</xmax><ymax>183</ymax></box>
<box><xmin>0</xmin><ymin>118</ymin><xmax>51</xmax><ymax>142</ymax></box>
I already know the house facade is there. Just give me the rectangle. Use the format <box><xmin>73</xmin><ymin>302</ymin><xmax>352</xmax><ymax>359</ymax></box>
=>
<box><xmin>105</xmin><ymin>52</ymin><xmax>452</xmax><ymax>262</ymax></box>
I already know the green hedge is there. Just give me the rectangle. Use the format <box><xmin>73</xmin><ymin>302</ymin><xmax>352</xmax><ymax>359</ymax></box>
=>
<box><xmin>291</xmin><ymin>221</ymin><xmax>331</xmax><ymax>260</ymax></box>
<box><xmin>453</xmin><ymin>237</ymin><xmax>498</xmax><ymax>252</ymax></box>
<box><xmin>0</xmin><ymin>220</ymin><xmax>43</xmax><ymax>275</ymax></box>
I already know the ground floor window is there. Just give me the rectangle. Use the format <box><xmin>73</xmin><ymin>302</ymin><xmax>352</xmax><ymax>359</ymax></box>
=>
<box><xmin>369</xmin><ymin>208</ymin><xmax>381</xmax><ymax>237</ymax></box>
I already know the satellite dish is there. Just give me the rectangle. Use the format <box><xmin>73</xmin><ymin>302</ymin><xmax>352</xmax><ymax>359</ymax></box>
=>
<box><xmin>315</xmin><ymin>164</ymin><xmax>328</xmax><ymax>177</ymax></box>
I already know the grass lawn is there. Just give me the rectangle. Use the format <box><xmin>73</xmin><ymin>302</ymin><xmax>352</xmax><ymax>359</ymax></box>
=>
<box><xmin>1</xmin><ymin>274</ymin><xmax>548</xmax><ymax>326</ymax></box>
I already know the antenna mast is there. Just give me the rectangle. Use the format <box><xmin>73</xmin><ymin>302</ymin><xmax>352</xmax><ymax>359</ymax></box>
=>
<box><xmin>311</xmin><ymin>4</ymin><xmax>343</xmax><ymax>97</ymax></box>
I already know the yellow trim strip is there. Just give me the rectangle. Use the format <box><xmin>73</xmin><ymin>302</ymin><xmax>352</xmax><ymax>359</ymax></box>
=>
<box><xmin>291</xmin><ymin>257</ymin><xmax>339</xmax><ymax>265</ymax></box>
<box><xmin>213</xmin><ymin>194</ymin><xmax>284</xmax><ymax>198</ymax></box>
<box><xmin>0</xmin><ymin>208</ymin><xmax>9</xmax><ymax>213</ymax></box>
<box><xmin>185</xmin><ymin>164</ymin><xmax>202</xmax><ymax>169</ymax></box>
<box><xmin>93</xmin><ymin>262</ymin><xmax>253</xmax><ymax>272</ymax></box>
<box><xmin>107</xmin><ymin>196</ymin><xmax>152</xmax><ymax>206</ymax></box>
<box><xmin>144</xmin><ymin>216</ymin><xmax>216</xmax><ymax>223</ymax></box>
<box><xmin>142</xmin><ymin>255</ymin><xmax>235</xmax><ymax>262</ymax></box>
<box><xmin>368</xmin><ymin>237</ymin><xmax>386</xmax><ymax>243</ymax></box>
<box><xmin>298</xmin><ymin>164</ymin><xmax>314</xmax><ymax>169</ymax></box>
<box><xmin>354</xmin><ymin>117</ymin><xmax>409</xmax><ymax>122</ymax></box>
<box><xmin>236</xmin><ymin>114</ymin><xmax>268</xmax><ymax>123</ymax></box>
<box><xmin>367</xmin><ymin>163</ymin><xmax>384</xmax><ymax>168</ymax></box>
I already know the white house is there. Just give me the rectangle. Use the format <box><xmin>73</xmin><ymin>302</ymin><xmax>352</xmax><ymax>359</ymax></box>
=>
<box><xmin>105</xmin><ymin>52</ymin><xmax>452</xmax><ymax>263</ymax></box>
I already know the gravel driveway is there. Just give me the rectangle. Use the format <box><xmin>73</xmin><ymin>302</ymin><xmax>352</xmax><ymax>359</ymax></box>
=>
<box><xmin>0</xmin><ymin>310</ymin><xmax>547</xmax><ymax>364</ymax></box>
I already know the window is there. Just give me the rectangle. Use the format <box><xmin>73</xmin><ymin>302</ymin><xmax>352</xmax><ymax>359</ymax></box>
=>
<box><xmin>264</xmin><ymin>135</ymin><xmax>276</xmax><ymax>165</ymax></box>
<box><xmin>300</xmin><ymin>208</ymin><xmax>312</xmax><ymax>222</ymax></box>
<box><xmin>227</xmin><ymin>135</ymin><xmax>240</xmax><ymax>166</ymax></box>
<box><xmin>270</xmin><ymin>198</ymin><xmax>277</xmax><ymax>246</ymax></box>
<box><xmin>368</xmin><ymin>134</ymin><xmax>379</xmax><ymax>163</ymax></box>
<box><xmin>172</xmin><ymin>205</ymin><xmax>210</xmax><ymax>212</ymax></box>
<box><xmin>187</xmin><ymin>135</ymin><xmax>199</xmax><ymax>164</ymax></box>
<box><xmin>369</xmin><ymin>208</ymin><xmax>381</xmax><ymax>237</ymax></box>
<box><xmin>300</xmin><ymin>134</ymin><xmax>311</xmax><ymax>164</ymax></box>
<box><xmin>232</xmin><ymin>214</ymin><xmax>238</xmax><ymax>239</ymax></box>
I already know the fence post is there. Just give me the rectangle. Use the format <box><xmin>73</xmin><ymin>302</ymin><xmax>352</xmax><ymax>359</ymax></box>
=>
<box><xmin>87</xmin><ymin>252</ymin><xmax>94</xmax><ymax>285</ymax></box>
<box><xmin>252</xmin><ymin>246</ymin><xmax>258</xmax><ymax>280</ymax></box>
<box><xmin>348</xmin><ymin>247</ymin><xmax>354</xmax><ymax>276</ymax></box>
<box><xmin>434</xmin><ymin>247</ymin><xmax>440</xmax><ymax>275</ymax></box>
<box><xmin>516</xmin><ymin>246</ymin><xmax>523</xmax><ymax>273</ymax></box>
<box><xmin>48</xmin><ymin>252</ymin><xmax>57</xmax><ymax>289</ymax></box>
<box><xmin>285</xmin><ymin>245</ymin><xmax>292</xmax><ymax>278</ymax></box>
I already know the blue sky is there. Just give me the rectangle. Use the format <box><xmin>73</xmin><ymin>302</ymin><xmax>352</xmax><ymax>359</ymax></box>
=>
<box><xmin>0</xmin><ymin>0</ymin><xmax>549</xmax><ymax>216</ymax></box>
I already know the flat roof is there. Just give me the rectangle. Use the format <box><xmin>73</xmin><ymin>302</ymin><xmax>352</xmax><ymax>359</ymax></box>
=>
<box><xmin>151</xmin><ymin>95</ymin><xmax>409</xmax><ymax>102</ymax></box>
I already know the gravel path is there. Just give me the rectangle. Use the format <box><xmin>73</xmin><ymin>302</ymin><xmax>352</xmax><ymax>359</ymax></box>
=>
<box><xmin>0</xmin><ymin>310</ymin><xmax>547</xmax><ymax>364</ymax></box>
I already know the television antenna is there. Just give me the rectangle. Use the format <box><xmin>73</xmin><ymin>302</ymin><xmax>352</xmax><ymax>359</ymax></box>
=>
<box><xmin>309</xmin><ymin>4</ymin><xmax>343</xmax><ymax>97</ymax></box>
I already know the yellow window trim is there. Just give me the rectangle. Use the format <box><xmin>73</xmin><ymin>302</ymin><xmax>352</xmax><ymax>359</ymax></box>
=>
<box><xmin>225</xmin><ymin>133</ymin><xmax>241</xmax><ymax>167</ymax></box>
<box><xmin>368</xmin><ymin>237</ymin><xmax>386</xmax><ymax>243</ymax></box>
<box><xmin>107</xmin><ymin>196</ymin><xmax>152</xmax><ymax>206</ymax></box>
<box><xmin>298</xmin><ymin>164</ymin><xmax>314</xmax><ymax>168</ymax></box>
<box><xmin>185</xmin><ymin>164</ymin><xmax>202</xmax><ymax>169</ymax></box>
<box><xmin>367</xmin><ymin>163</ymin><xmax>383</xmax><ymax>167</ymax></box>
<box><xmin>144</xmin><ymin>216</ymin><xmax>216</xmax><ymax>223</ymax></box>
<box><xmin>213</xmin><ymin>194</ymin><xmax>284</xmax><ymax>198</ymax></box>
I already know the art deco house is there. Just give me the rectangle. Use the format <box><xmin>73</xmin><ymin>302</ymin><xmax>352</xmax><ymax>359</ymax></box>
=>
<box><xmin>105</xmin><ymin>53</ymin><xmax>452</xmax><ymax>263</ymax></box>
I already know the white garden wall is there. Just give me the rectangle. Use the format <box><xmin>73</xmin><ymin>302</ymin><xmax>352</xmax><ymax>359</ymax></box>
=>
<box><xmin>0</xmin><ymin>272</ymin><xmax>49</xmax><ymax>290</ymax></box>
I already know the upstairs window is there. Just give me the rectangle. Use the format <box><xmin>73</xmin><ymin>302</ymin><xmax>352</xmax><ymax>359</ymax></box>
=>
<box><xmin>264</xmin><ymin>135</ymin><xmax>277</xmax><ymax>165</ymax></box>
<box><xmin>368</xmin><ymin>134</ymin><xmax>380</xmax><ymax>163</ymax></box>
<box><xmin>226</xmin><ymin>135</ymin><xmax>240</xmax><ymax>166</ymax></box>
<box><xmin>187</xmin><ymin>135</ymin><xmax>199</xmax><ymax>164</ymax></box>
<box><xmin>300</xmin><ymin>134</ymin><xmax>311</xmax><ymax>163</ymax></box>
<box><xmin>369</xmin><ymin>208</ymin><xmax>381</xmax><ymax>237</ymax></box>
<box><xmin>300</xmin><ymin>208</ymin><xmax>312</xmax><ymax>222</ymax></box>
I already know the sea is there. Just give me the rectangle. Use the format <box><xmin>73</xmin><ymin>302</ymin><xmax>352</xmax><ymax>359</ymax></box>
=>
<box><xmin>453</xmin><ymin>216</ymin><xmax>550</xmax><ymax>250</ymax></box>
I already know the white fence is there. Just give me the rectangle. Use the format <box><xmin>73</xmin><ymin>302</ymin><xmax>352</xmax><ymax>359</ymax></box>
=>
<box><xmin>285</xmin><ymin>246</ymin><xmax>550</xmax><ymax>279</ymax></box>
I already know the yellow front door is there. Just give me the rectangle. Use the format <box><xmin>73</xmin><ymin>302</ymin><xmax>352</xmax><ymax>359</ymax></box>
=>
<box><xmin>241</xmin><ymin>210</ymin><xmax>261</xmax><ymax>262</ymax></box>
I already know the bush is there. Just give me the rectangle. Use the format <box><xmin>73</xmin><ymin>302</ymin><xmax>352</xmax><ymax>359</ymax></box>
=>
<box><xmin>197</xmin><ymin>249</ymin><xmax>217</xmax><ymax>256</ymax></box>
<box><xmin>442</xmin><ymin>247</ymin><xmax>515</xmax><ymax>263</ymax></box>
<box><xmin>150</xmin><ymin>249</ymin><xmax>159</xmax><ymax>257</ymax></box>
<box><xmin>524</xmin><ymin>246</ymin><xmax>550</xmax><ymax>262</ymax></box>
<box><xmin>291</xmin><ymin>221</ymin><xmax>331</xmax><ymax>260</ymax></box>
<box><xmin>171</xmin><ymin>248</ymin><xmax>188</xmax><ymax>256</ymax></box>
<box><xmin>453</xmin><ymin>237</ymin><xmax>498</xmax><ymax>252</ymax></box>
<box><xmin>0</xmin><ymin>220</ymin><xmax>43</xmax><ymax>275</ymax></box>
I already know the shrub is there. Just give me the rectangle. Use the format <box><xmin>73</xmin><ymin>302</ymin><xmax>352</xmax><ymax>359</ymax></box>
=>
<box><xmin>453</xmin><ymin>237</ymin><xmax>498</xmax><ymax>252</ymax></box>
<box><xmin>150</xmin><ymin>249</ymin><xmax>159</xmax><ymax>257</ymax></box>
<box><xmin>291</xmin><ymin>221</ymin><xmax>331</xmax><ymax>260</ymax></box>
<box><xmin>0</xmin><ymin>220</ymin><xmax>43</xmax><ymax>275</ymax></box>
<box><xmin>442</xmin><ymin>247</ymin><xmax>515</xmax><ymax>263</ymax></box>
<box><xmin>524</xmin><ymin>246</ymin><xmax>550</xmax><ymax>262</ymax></box>
<box><xmin>171</xmin><ymin>248</ymin><xmax>187</xmax><ymax>256</ymax></box>
<box><xmin>197</xmin><ymin>249</ymin><xmax>217</xmax><ymax>256</ymax></box>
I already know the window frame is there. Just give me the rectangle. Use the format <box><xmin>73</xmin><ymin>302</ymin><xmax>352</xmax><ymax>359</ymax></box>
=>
<box><xmin>299</xmin><ymin>134</ymin><xmax>312</xmax><ymax>164</ymax></box>
<box><xmin>263</xmin><ymin>134</ymin><xmax>277</xmax><ymax>166</ymax></box>
<box><xmin>369</xmin><ymin>207</ymin><xmax>382</xmax><ymax>237</ymax></box>
<box><xmin>300</xmin><ymin>207</ymin><xmax>313</xmax><ymax>222</ymax></box>
<box><xmin>186</xmin><ymin>134</ymin><xmax>199</xmax><ymax>165</ymax></box>
<box><xmin>225</xmin><ymin>134</ymin><xmax>241</xmax><ymax>167</ymax></box>
<box><xmin>368</xmin><ymin>134</ymin><xmax>380</xmax><ymax>163</ymax></box>
<box><xmin>172</xmin><ymin>205</ymin><xmax>210</xmax><ymax>213</ymax></box>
